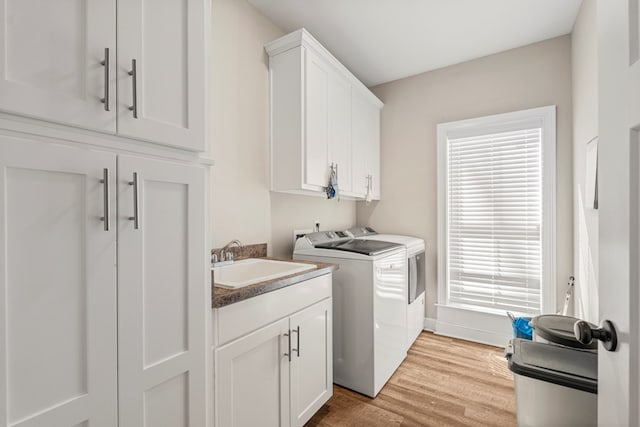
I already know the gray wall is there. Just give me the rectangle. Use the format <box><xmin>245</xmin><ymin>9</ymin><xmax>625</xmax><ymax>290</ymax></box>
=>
<box><xmin>571</xmin><ymin>0</ymin><xmax>599</xmax><ymax>323</ymax></box>
<box><xmin>209</xmin><ymin>0</ymin><xmax>356</xmax><ymax>256</ymax></box>
<box><xmin>356</xmin><ymin>36</ymin><xmax>574</xmax><ymax>319</ymax></box>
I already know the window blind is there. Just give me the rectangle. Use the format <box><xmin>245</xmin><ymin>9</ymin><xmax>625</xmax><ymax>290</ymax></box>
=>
<box><xmin>447</xmin><ymin>127</ymin><xmax>542</xmax><ymax>315</ymax></box>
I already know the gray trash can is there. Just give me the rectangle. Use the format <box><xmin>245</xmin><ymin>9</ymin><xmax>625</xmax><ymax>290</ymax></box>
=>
<box><xmin>506</xmin><ymin>338</ymin><xmax>597</xmax><ymax>427</ymax></box>
<box><xmin>530</xmin><ymin>314</ymin><xmax>597</xmax><ymax>350</ymax></box>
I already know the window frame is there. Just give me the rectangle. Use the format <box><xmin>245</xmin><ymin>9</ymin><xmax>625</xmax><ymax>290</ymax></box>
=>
<box><xmin>437</xmin><ymin>106</ymin><xmax>557</xmax><ymax>323</ymax></box>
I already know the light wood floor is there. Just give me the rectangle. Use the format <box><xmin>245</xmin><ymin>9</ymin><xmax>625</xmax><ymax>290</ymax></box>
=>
<box><xmin>306</xmin><ymin>332</ymin><xmax>516</xmax><ymax>427</ymax></box>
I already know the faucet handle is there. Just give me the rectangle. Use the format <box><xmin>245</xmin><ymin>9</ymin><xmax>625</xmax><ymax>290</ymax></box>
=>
<box><xmin>211</xmin><ymin>253</ymin><xmax>218</xmax><ymax>264</ymax></box>
<box><xmin>226</xmin><ymin>252</ymin><xmax>234</xmax><ymax>261</ymax></box>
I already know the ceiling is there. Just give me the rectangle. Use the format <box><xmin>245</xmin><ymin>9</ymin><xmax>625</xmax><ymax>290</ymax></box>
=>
<box><xmin>248</xmin><ymin>0</ymin><xmax>583</xmax><ymax>87</ymax></box>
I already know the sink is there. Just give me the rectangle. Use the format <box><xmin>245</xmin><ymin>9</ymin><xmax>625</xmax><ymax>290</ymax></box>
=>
<box><xmin>213</xmin><ymin>258</ymin><xmax>315</xmax><ymax>289</ymax></box>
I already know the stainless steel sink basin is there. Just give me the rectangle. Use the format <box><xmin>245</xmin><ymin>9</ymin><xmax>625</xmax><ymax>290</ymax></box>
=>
<box><xmin>213</xmin><ymin>258</ymin><xmax>315</xmax><ymax>289</ymax></box>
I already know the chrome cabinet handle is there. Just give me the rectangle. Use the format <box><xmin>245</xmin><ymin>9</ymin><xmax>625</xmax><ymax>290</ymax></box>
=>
<box><xmin>284</xmin><ymin>330</ymin><xmax>292</xmax><ymax>362</ymax></box>
<box><xmin>128</xmin><ymin>59</ymin><xmax>138</xmax><ymax>118</ymax></box>
<box><xmin>128</xmin><ymin>172</ymin><xmax>141</xmax><ymax>229</ymax></box>
<box><xmin>291</xmin><ymin>326</ymin><xmax>300</xmax><ymax>358</ymax></box>
<box><xmin>100</xmin><ymin>48</ymin><xmax>110</xmax><ymax>111</ymax></box>
<box><xmin>100</xmin><ymin>168</ymin><xmax>110</xmax><ymax>231</ymax></box>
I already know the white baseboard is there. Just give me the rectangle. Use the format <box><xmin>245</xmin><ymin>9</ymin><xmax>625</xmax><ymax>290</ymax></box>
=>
<box><xmin>423</xmin><ymin>317</ymin><xmax>436</xmax><ymax>332</ymax></box>
<box><xmin>434</xmin><ymin>305</ymin><xmax>512</xmax><ymax>348</ymax></box>
<box><xmin>434</xmin><ymin>320</ymin><xmax>511</xmax><ymax>348</ymax></box>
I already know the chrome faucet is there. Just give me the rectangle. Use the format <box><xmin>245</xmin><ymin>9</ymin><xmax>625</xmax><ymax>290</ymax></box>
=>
<box><xmin>213</xmin><ymin>239</ymin><xmax>244</xmax><ymax>267</ymax></box>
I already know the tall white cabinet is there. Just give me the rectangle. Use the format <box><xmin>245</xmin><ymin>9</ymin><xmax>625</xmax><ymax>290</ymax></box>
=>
<box><xmin>0</xmin><ymin>1</ymin><xmax>210</xmax><ymax>426</ymax></box>
<box><xmin>0</xmin><ymin>0</ymin><xmax>205</xmax><ymax>151</ymax></box>
<box><xmin>0</xmin><ymin>136</ymin><xmax>208</xmax><ymax>427</ymax></box>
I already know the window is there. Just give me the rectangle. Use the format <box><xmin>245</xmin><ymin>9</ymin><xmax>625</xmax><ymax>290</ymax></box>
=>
<box><xmin>436</xmin><ymin>106</ymin><xmax>556</xmax><ymax>344</ymax></box>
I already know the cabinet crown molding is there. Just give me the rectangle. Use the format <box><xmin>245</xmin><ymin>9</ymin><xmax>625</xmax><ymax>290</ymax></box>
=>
<box><xmin>265</xmin><ymin>28</ymin><xmax>383</xmax><ymax>108</ymax></box>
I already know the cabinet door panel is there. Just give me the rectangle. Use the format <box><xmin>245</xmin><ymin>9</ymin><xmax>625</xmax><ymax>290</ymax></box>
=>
<box><xmin>351</xmin><ymin>93</ymin><xmax>381</xmax><ymax>200</ymax></box>
<box><xmin>289</xmin><ymin>298</ymin><xmax>333</xmax><ymax>427</ymax></box>
<box><xmin>216</xmin><ymin>318</ymin><xmax>290</xmax><ymax>427</ymax></box>
<box><xmin>328</xmin><ymin>75</ymin><xmax>352</xmax><ymax>194</ymax></box>
<box><xmin>0</xmin><ymin>136</ymin><xmax>117</xmax><ymax>427</ymax></box>
<box><xmin>117</xmin><ymin>0</ymin><xmax>205</xmax><ymax>151</ymax></box>
<box><xmin>304</xmin><ymin>50</ymin><xmax>329</xmax><ymax>190</ymax></box>
<box><xmin>117</xmin><ymin>155</ymin><xmax>206</xmax><ymax>427</ymax></box>
<box><xmin>0</xmin><ymin>0</ymin><xmax>116</xmax><ymax>131</ymax></box>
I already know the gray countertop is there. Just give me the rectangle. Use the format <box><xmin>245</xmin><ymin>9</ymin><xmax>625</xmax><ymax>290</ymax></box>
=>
<box><xmin>212</xmin><ymin>258</ymin><xmax>337</xmax><ymax>308</ymax></box>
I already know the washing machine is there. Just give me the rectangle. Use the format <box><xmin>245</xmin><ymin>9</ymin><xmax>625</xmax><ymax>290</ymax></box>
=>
<box><xmin>293</xmin><ymin>230</ymin><xmax>407</xmax><ymax>397</ymax></box>
<box><xmin>347</xmin><ymin>226</ymin><xmax>426</xmax><ymax>348</ymax></box>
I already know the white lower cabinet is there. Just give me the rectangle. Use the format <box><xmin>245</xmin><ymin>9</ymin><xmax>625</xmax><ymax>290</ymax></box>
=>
<box><xmin>215</xmin><ymin>276</ymin><xmax>333</xmax><ymax>427</ymax></box>
<box><xmin>0</xmin><ymin>135</ymin><xmax>207</xmax><ymax>427</ymax></box>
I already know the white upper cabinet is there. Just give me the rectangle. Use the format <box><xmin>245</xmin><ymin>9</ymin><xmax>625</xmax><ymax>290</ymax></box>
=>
<box><xmin>0</xmin><ymin>0</ymin><xmax>117</xmax><ymax>132</ymax></box>
<box><xmin>117</xmin><ymin>0</ymin><xmax>205</xmax><ymax>151</ymax></box>
<box><xmin>266</xmin><ymin>29</ymin><xmax>382</xmax><ymax>200</ymax></box>
<box><xmin>0</xmin><ymin>0</ymin><xmax>205</xmax><ymax>152</ymax></box>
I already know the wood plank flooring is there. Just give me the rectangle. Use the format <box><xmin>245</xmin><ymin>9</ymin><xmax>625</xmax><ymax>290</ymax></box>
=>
<box><xmin>306</xmin><ymin>332</ymin><xmax>516</xmax><ymax>427</ymax></box>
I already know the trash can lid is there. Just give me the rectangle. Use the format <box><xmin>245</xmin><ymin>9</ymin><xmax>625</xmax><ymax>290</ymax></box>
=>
<box><xmin>531</xmin><ymin>314</ymin><xmax>598</xmax><ymax>349</ymax></box>
<box><xmin>506</xmin><ymin>338</ymin><xmax>597</xmax><ymax>394</ymax></box>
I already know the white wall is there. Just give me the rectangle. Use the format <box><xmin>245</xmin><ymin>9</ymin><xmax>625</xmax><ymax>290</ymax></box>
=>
<box><xmin>356</xmin><ymin>36</ymin><xmax>574</xmax><ymax>320</ymax></box>
<box><xmin>571</xmin><ymin>0</ymin><xmax>599</xmax><ymax>323</ymax></box>
<box><xmin>210</xmin><ymin>0</ymin><xmax>356</xmax><ymax>256</ymax></box>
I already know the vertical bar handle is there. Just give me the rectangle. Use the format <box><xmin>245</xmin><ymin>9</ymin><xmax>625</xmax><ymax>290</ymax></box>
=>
<box><xmin>284</xmin><ymin>331</ymin><xmax>292</xmax><ymax>362</ymax></box>
<box><xmin>291</xmin><ymin>326</ymin><xmax>300</xmax><ymax>358</ymax></box>
<box><xmin>128</xmin><ymin>59</ymin><xmax>138</xmax><ymax>118</ymax></box>
<box><xmin>100</xmin><ymin>168</ymin><xmax>110</xmax><ymax>231</ymax></box>
<box><xmin>100</xmin><ymin>48</ymin><xmax>110</xmax><ymax>111</ymax></box>
<box><xmin>128</xmin><ymin>172</ymin><xmax>141</xmax><ymax>229</ymax></box>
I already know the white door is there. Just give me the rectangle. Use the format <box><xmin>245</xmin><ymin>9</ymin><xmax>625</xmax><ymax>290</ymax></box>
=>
<box><xmin>304</xmin><ymin>49</ymin><xmax>330</xmax><ymax>191</ymax></box>
<box><xmin>117</xmin><ymin>155</ymin><xmax>207</xmax><ymax>427</ymax></box>
<box><xmin>216</xmin><ymin>318</ymin><xmax>291</xmax><ymax>427</ymax></box>
<box><xmin>328</xmin><ymin>75</ymin><xmax>352</xmax><ymax>194</ymax></box>
<box><xmin>0</xmin><ymin>136</ymin><xmax>117</xmax><ymax>426</ymax></box>
<box><xmin>0</xmin><ymin>0</ymin><xmax>116</xmax><ymax>131</ymax></box>
<box><xmin>351</xmin><ymin>93</ymin><xmax>381</xmax><ymax>199</ymax></box>
<box><xmin>289</xmin><ymin>298</ymin><xmax>333</xmax><ymax>427</ymax></box>
<box><xmin>598</xmin><ymin>2</ymin><xmax>640</xmax><ymax>425</ymax></box>
<box><xmin>117</xmin><ymin>0</ymin><xmax>205</xmax><ymax>151</ymax></box>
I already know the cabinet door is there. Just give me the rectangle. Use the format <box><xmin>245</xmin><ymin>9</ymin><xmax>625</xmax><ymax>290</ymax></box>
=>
<box><xmin>117</xmin><ymin>0</ymin><xmax>205</xmax><ymax>151</ymax></box>
<box><xmin>216</xmin><ymin>318</ymin><xmax>291</xmax><ymax>427</ymax></box>
<box><xmin>117</xmin><ymin>155</ymin><xmax>207</xmax><ymax>427</ymax></box>
<box><xmin>0</xmin><ymin>0</ymin><xmax>116</xmax><ymax>131</ymax></box>
<box><xmin>328</xmin><ymin>75</ymin><xmax>352</xmax><ymax>194</ymax></box>
<box><xmin>351</xmin><ymin>93</ymin><xmax>381</xmax><ymax>200</ymax></box>
<box><xmin>304</xmin><ymin>50</ymin><xmax>330</xmax><ymax>190</ymax></box>
<box><xmin>0</xmin><ymin>136</ymin><xmax>117</xmax><ymax>426</ymax></box>
<box><xmin>289</xmin><ymin>298</ymin><xmax>333</xmax><ymax>427</ymax></box>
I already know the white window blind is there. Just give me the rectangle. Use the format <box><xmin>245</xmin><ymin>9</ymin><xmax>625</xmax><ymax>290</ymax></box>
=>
<box><xmin>447</xmin><ymin>127</ymin><xmax>543</xmax><ymax>315</ymax></box>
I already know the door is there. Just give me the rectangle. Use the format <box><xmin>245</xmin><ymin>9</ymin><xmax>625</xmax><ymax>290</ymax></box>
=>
<box><xmin>117</xmin><ymin>155</ymin><xmax>207</xmax><ymax>427</ymax></box>
<box><xmin>304</xmin><ymin>49</ymin><xmax>330</xmax><ymax>190</ymax></box>
<box><xmin>216</xmin><ymin>318</ymin><xmax>291</xmax><ymax>427</ymax></box>
<box><xmin>598</xmin><ymin>2</ymin><xmax>640</xmax><ymax>425</ymax></box>
<box><xmin>289</xmin><ymin>298</ymin><xmax>333</xmax><ymax>427</ymax></box>
<box><xmin>352</xmin><ymin>93</ymin><xmax>381</xmax><ymax>199</ymax></box>
<box><xmin>0</xmin><ymin>0</ymin><xmax>116</xmax><ymax>131</ymax></box>
<box><xmin>0</xmin><ymin>136</ymin><xmax>117</xmax><ymax>426</ymax></box>
<box><xmin>117</xmin><ymin>0</ymin><xmax>205</xmax><ymax>151</ymax></box>
<box><xmin>328</xmin><ymin>74</ymin><xmax>352</xmax><ymax>194</ymax></box>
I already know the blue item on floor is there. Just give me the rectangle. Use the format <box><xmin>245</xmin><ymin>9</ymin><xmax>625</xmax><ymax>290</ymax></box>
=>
<box><xmin>508</xmin><ymin>312</ymin><xmax>533</xmax><ymax>340</ymax></box>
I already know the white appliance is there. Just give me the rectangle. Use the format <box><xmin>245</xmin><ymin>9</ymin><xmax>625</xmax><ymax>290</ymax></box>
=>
<box><xmin>293</xmin><ymin>231</ymin><xmax>407</xmax><ymax>397</ymax></box>
<box><xmin>347</xmin><ymin>226</ymin><xmax>426</xmax><ymax>348</ymax></box>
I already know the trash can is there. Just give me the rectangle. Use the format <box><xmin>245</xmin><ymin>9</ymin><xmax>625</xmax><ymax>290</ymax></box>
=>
<box><xmin>506</xmin><ymin>338</ymin><xmax>597</xmax><ymax>427</ymax></box>
<box><xmin>530</xmin><ymin>314</ymin><xmax>597</xmax><ymax>350</ymax></box>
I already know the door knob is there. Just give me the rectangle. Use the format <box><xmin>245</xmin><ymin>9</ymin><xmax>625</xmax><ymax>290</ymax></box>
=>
<box><xmin>574</xmin><ymin>319</ymin><xmax>618</xmax><ymax>351</ymax></box>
